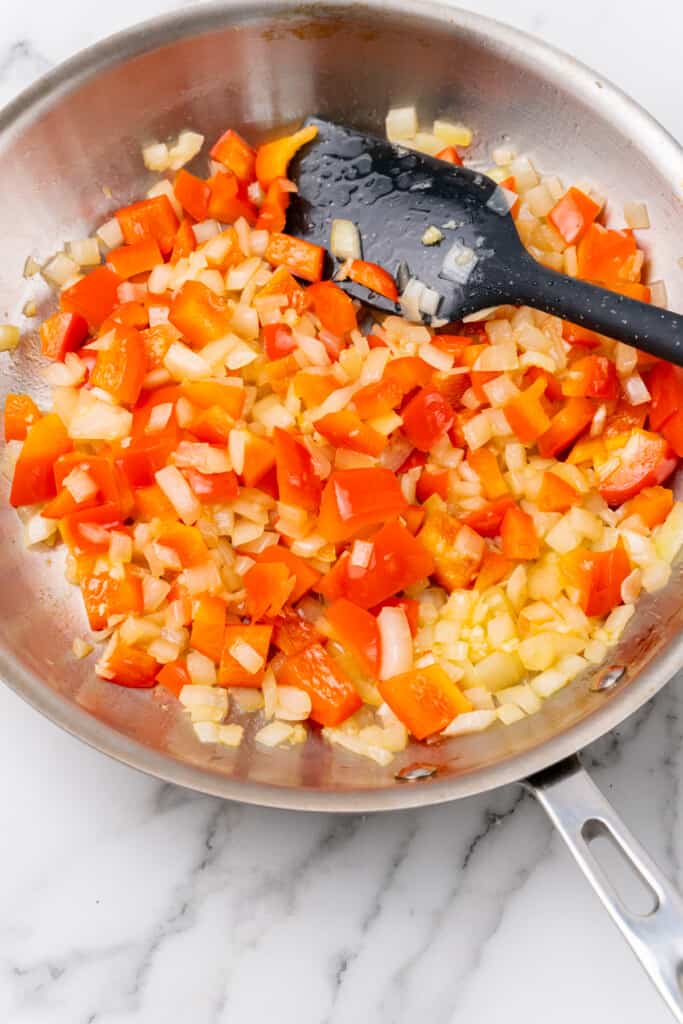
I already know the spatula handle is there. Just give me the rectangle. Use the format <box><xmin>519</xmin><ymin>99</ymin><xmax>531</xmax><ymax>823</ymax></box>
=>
<box><xmin>510</xmin><ymin>254</ymin><xmax>683</xmax><ymax>367</ymax></box>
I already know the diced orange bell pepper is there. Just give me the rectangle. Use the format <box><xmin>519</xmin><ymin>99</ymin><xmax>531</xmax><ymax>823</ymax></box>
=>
<box><xmin>548</xmin><ymin>187</ymin><xmax>601</xmax><ymax>245</ymax></box>
<box><xmin>107</xmin><ymin>301</ymin><xmax>149</xmax><ymax>330</ymax></box>
<box><xmin>378</xmin><ymin>663</ymin><xmax>472</xmax><ymax>740</ymax></box>
<box><xmin>255</xmin><ymin>179</ymin><xmax>290</xmax><ymax>233</ymax></box>
<box><xmin>314</xmin><ymin>409</ymin><xmax>387</xmax><ymax>456</ymax></box>
<box><xmin>536</xmin><ymin>471</ymin><xmax>579</xmax><ymax>512</ymax></box>
<box><xmin>352</xmin><ymin>378</ymin><xmax>403</xmax><ymax>419</ymax></box>
<box><xmin>462</xmin><ymin>496</ymin><xmax>518</xmax><ymax>538</ymax></box>
<box><xmin>244</xmin><ymin>562</ymin><xmax>295</xmax><ymax>621</ymax></box>
<box><xmin>500</xmin><ymin>505</ymin><xmax>539</xmax><ymax>560</ymax></box>
<box><xmin>184</xmin><ymin>467</ymin><xmax>239</xmax><ymax>504</ymax></box>
<box><xmin>10</xmin><ymin>414</ymin><xmax>72</xmax><ymax>506</ymax></box>
<box><xmin>170</xmin><ymin>218</ymin><xmax>196</xmax><ymax>264</ymax></box>
<box><xmin>272</xmin><ymin>612</ymin><xmax>320</xmax><ymax>656</ymax></box>
<box><xmin>273</xmin><ymin>427</ymin><xmax>321</xmax><ymax>511</ymax></box>
<box><xmin>503</xmin><ymin>376</ymin><xmax>551</xmax><ymax>443</ymax></box>
<box><xmin>89</xmin><ymin>325</ymin><xmax>146</xmax><ymax>406</ymax></box>
<box><xmin>116</xmin><ymin>413</ymin><xmax>181</xmax><ymax>487</ymax></box>
<box><xmin>383</xmin><ymin>356</ymin><xmax>434</xmax><ymax>394</ymax></box>
<box><xmin>577</xmin><ymin>223</ymin><xmax>637</xmax><ymax>283</ymax></box>
<box><xmin>318</xmin><ymin>520</ymin><xmax>433</xmax><ymax>608</ymax></box>
<box><xmin>306</xmin><ymin>280</ymin><xmax>357</xmax><ymax>335</ymax></box>
<box><xmin>648</xmin><ymin>362</ymin><xmax>683</xmax><ymax>432</ymax></box>
<box><xmin>278</xmin><ymin>643</ymin><xmax>361</xmax><ymax>726</ymax></box>
<box><xmin>563</xmin><ymin>538</ymin><xmax>631</xmax><ymax>618</ymax></box>
<box><xmin>436</xmin><ymin>145</ymin><xmax>463</xmax><ymax>165</ymax></box>
<box><xmin>189</xmin><ymin>405</ymin><xmax>234</xmax><ymax>445</ymax></box>
<box><xmin>140</xmin><ymin>322</ymin><xmax>181</xmax><ymax>369</ymax></box>
<box><xmin>255</xmin><ymin>124</ymin><xmax>317</xmax><ymax>187</ymax></box>
<box><xmin>402</xmin><ymin>387</ymin><xmax>455</xmax><ymax>451</ymax></box>
<box><xmin>104</xmin><ymin>641</ymin><xmax>159</xmax><ymax>688</ymax></box>
<box><xmin>80</xmin><ymin>567</ymin><xmax>143</xmax><ymax>630</ymax></box>
<box><xmin>347</xmin><ymin>260</ymin><xmax>399</xmax><ymax>302</ymax></box>
<box><xmin>207</xmin><ymin>172</ymin><xmax>257</xmax><ymax>225</ymax></box>
<box><xmin>562</xmin><ymin>321</ymin><xmax>602</xmax><ymax>348</ymax></box>
<box><xmin>219</xmin><ymin>624</ymin><xmax>273</xmax><ymax>686</ymax></box>
<box><xmin>191</xmin><ymin>595</ymin><xmax>227</xmax><ymax>662</ymax></box>
<box><xmin>262</xmin><ymin>322</ymin><xmax>296</xmax><ymax>360</ymax></box>
<box><xmin>240</xmin><ymin>433</ymin><xmax>277</xmax><ymax>488</ymax></box>
<box><xmin>562</xmin><ymin>355</ymin><xmax>618</xmax><ymax>400</ymax></box>
<box><xmin>524</xmin><ymin>366</ymin><xmax>563</xmax><ymax>403</ymax></box>
<box><xmin>107</xmin><ymin>238</ymin><xmax>163</xmax><ymax>280</ymax></box>
<box><xmin>45</xmin><ymin>452</ymin><xmax>134</xmax><ymax>519</ymax></box>
<box><xmin>265</xmin><ymin>232</ymin><xmax>325</xmax><ymax>283</ymax></box>
<box><xmin>181</xmin><ymin>379</ymin><xmax>245</xmax><ymax>418</ymax></box>
<box><xmin>60</xmin><ymin>502</ymin><xmax>123</xmax><ymax>555</ymax></box>
<box><xmin>39</xmin><ymin>310</ymin><xmax>89</xmax><ymax>360</ymax></box>
<box><xmin>499</xmin><ymin>176</ymin><xmax>521</xmax><ymax>217</ymax></box>
<box><xmin>115</xmin><ymin>195</ymin><xmax>179</xmax><ymax>256</ymax></box>
<box><xmin>326</xmin><ymin>598</ymin><xmax>380</xmax><ymax>676</ymax></box>
<box><xmin>210</xmin><ymin>128</ymin><xmax>256</xmax><ymax>182</ymax></box>
<box><xmin>156</xmin><ymin>659</ymin><xmax>192</xmax><ymax>698</ymax></box>
<box><xmin>475</xmin><ymin>550</ymin><xmax>515</xmax><ymax>591</ymax></box>
<box><xmin>255</xmin><ymin>546</ymin><xmax>321</xmax><ymax>603</ymax></box>
<box><xmin>402</xmin><ymin>505</ymin><xmax>426</xmax><ymax>534</ymax></box>
<box><xmin>133</xmin><ymin>483</ymin><xmax>176</xmax><ymax>521</ymax></box>
<box><xmin>318</xmin><ymin>468</ymin><xmax>407</xmax><ymax>543</ymax></box>
<box><xmin>597</xmin><ymin>429</ymin><xmax>677</xmax><ymax>505</ymax></box>
<box><xmin>174</xmin><ymin>169</ymin><xmax>211</xmax><ymax>222</ymax></box>
<box><xmin>661</xmin><ymin>410</ymin><xmax>683</xmax><ymax>458</ymax></box>
<box><xmin>156</xmin><ymin>522</ymin><xmax>210</xmax><ymax>567</ymax></box>
<box><xmin>4</xmin><ymin>394</ymin><xmax>40</xmax><ymax>442</ymax></box>
<box><xmin>537</xmin><ymin>397</ymin><xmax>595</xmax><ymax>458</ymax></box>
<box><xmin>169</xmin><ymin>280</ymin><xmax>233</xmax><ymax>346</ymax></box>
<box><xmin>61</xmin><ymin>267</ymin><xmax>122</xmax><ymax>331</ymax></box>
<box><xmin>604</xmin><ymin>280</ymin><xmax>651</xmax><ymax>303</ymax></box>
<box><xmin>623</xmin><ymin>485</ymin><xmax>674</xmax><ymax>529</ymax></box>
<box><xmin>604</xmin><ymin>402</ymin><xmax>648</xmax><ymax>438</ymax></box>
<box><xmin>467</xmin><ymin>447</ymin><xmax>509</xmax><ymax>500</ymax></box>
<box><xmin>254</xmin><ymin>265</ymin><xmax>307</xmax><ymax>314</ymax></box>
<box><xmin>416</xmin><ymin>468</ymin><xmax>449</xmax><ymax>503</ymax></box>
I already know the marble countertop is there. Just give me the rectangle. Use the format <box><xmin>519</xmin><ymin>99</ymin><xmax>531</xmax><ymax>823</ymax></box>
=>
<box><xmin>1</xmin><ymin>1</ymin><xmax>683</xmax><ymax>1021</ymax></box>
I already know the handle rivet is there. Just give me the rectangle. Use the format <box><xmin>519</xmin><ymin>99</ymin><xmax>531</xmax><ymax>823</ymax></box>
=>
<box><xmin>590</xmin><ymin>665</ymin><xmax>626</xmax><ymax>692</ymax></box>
<box><xmin>395</xmin><ymin>763</ymin><xmax>439</xmax><ymax>782</ymax></box>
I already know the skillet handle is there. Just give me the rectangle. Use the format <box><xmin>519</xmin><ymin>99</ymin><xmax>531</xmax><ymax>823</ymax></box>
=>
<box><xmin>525</xmin><ymin>754</ymin><xmax>683</xmax><ymax>1022</ymax></box>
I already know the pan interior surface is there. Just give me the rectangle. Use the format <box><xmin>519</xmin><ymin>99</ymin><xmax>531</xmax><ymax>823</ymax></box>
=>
<box><xmin>1</xmin><ymin>1</ymin><xmax>683</xmax><ymax>810</ymax></box>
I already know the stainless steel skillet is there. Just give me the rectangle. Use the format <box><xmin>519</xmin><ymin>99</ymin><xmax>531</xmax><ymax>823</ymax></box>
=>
<box><xmin>1</xmin><ymin>0</ymin><xmax>683</xmax><ymax>1015</ymax></box>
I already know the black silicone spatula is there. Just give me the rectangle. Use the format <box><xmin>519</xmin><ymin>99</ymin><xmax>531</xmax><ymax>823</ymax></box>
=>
<box><xmin>287</xmin><ymin>118</ymin><xmax>683</xmax><ymax>365</ymax></box>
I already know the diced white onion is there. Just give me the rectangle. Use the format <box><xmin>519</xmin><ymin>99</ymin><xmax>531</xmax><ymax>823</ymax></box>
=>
<box><xmin>442</xmin><ymin>709</ymin><xmax>497</xmax><ymax>736</ymax></box>
<box><xmin>624</xmin><ymin>201</ymin><xmax>650</xmax><ymax>230</ymax></box>
<box><xmin>192</xmin><ymin>219</ymin><xmax>221</xmax><ymax>244</ymax></box>
<box><xmin>330</xmin><ymin>219</ymin><xmax>362</xmax><ymax>261</ymax></box>
<box><xmin>164</xmin><ymin>342</ymin><xmax>212</xmax><ymax>381</ymax></box>
<box><xmin>255</xmin><ymin>721</ymin><xmax>294</xmax><ymax>747</ymax></box>
<box><xmin>187</xmin><ymin>650</ymin><xmax>218</xmax><ymax>687</ymax></box>
<box><xmin>68</xmin><ymin>238</ymin><xmax>101</xmax><ymax>267</ymax></box>
<box><xmin>350</xmin><ymin>539</ymin><xmax>374</xmax><ymax>569</ymax></box>
<box><xmin>155</xmin><ymin>465</ymin><xmax>201</xmax><ymax>524</ymax></box>
<box><xmin>440</xmin><ymin>241</ymin><xmax>478</xmax><ymax>285</ymax></box>
<box><xmin>96</xmin><ymin>217</ymin><xmax>124</xmax><ymax>250</ymax></box>
<box><xmin>623</xmin><ymin>373</ymin><xmax>650</xmax><ymax>406</ymax></box>
<box><xmin>386</xmin><ymin>106</ymin><xmax>418</xmax><ymax>141</ymax></box>
<box><xmin>229</xmin><ymin>638</ymin><xmax>264</xmax><ymax>675</ymax></box>
<box><xmin>68</xmin><ymin>393</ymin><xmax>132</xmax><ymax>442</ymax></box>
<box><xmin>378</xmin><ymin>606</ymin><xmax>413</xmax><ymax>680</ymax></box>
<box><xmin>420</xmin><ymin>342</ymin><xmax>453</xmax><ymax>371</ymax></box>
<box><xmin>275</xmin><ymin>686</ymin><xmax>312</xmax><ymax>722</ymax></box>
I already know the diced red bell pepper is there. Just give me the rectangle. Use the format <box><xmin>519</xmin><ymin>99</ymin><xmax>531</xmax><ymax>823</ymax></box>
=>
<box><xmin>500</xmin><ymin>505</ymin><xmax>539</xmax><ymax>560</ymax></box>
<box><xmin>604</xmin><ymin>402</ymin><xmax>648</xmax><ymax>438</ymax></box>
<box><xmin>189</xmin><ymin>406</ymin><xmax>233</xmax><ymax>445</ymax></box>
<box><xmin>103</xmin><ymin>641</ymin><xmax>159</xmax><ymax>688</ymax></box>
<box><xmin>347</xmin><ymin>260</ymin><xmax>399</xmax><ymax>302</ymax></box>
<box><xmin>383</xmin><ymin>356</ymin><xmax>434</xmax><ymax>395</ymax></box>
<box><xmin>467</xmin><ymin>447</ymin><xmax>508</xmax><ymax>500</ymax></box>
<box><xmin>661</xmin><ymin>410</ymin><xmax>683</xmax><ymax>458</ymax></box>
<box><xmin>648</xmin><ymin>362</ymin><xmax>683</xmax><ymax>432</ymax></box>
<box><xmin>536</xmin><ymin>471</ymin><xmax>579</xmax><ymax>512</ymax></box>
<box><xmin>562</xmin><ymin>321</ymin><xmax>602</xmax><ymax>349</ymax></box>
<box><xmin>254</xmin><ymin>546</ymin><xmax>321</xmax><ymax>603</ymax></box>
<box><xmin>623</xmin><ymin>485</ymin><xmax>674</xmax><ymax>529</ymax></box>
<box><xmin>402</xmin><ymin>387</ymin><xmax>454</xmax><ymax>451</ymax></box>
<box><xmin>254</xmin><ymin>265</ymin><xmax>307</xmax><ymax>314</ymax></box>
<box><xmin>60</xmin><ymin>267</ymin><xmax>122</xmax><ymax>331</ymax></box>
<box><xmin>244</xmin><ymin>562</ymin><xmax>295</xmax><ymax>621</ymax></box>
<box><xmin>115</xmin><ymin>195</ymin><xmax>179</xmax><ymax>256</ymax></box>
<box><xmin>318</xmin><ymin>520</ymin><xmax>433</xmax><ymax>608</ymax></box>
<box><xmin>475</xmin><ymin>550</ymin><xmax>515</xmax><ymax>591</ymax></box>
<box><xmin>181</xmin><ymin>379</ymin><xmax>245</xmax><ymax>418</ymax></box>
<box><xmin>265</xmin><ymin>232</ymin><xmax>325</xmax><ymax>283</ymax></box>
<box><xmin>314</xmin><ymin>409</ymin><xmax>387</xmax><ymax>456</ymax></box>
<box><xmin>272</xmin><ymin>613</ymin><xmax>320</xmax><ymax>656</ymax></box>
<box><xmin>256</xmin><ymin>179</ymin><xmax>291</xmax><ymax>233</ymax></box>
<box><xmin>326</xmin><ymin>598</ymin><xmax>380</xmax><ymax>676</ymax></box>
<box><xmin>352</xmin><ymin>379</ymin><xmax>404</xmax><ymax>419</ymax></box>
<box><xmin>210</xmin><ymin>128</ymin><xmax>257</xmax><ymax>182</ymax></box>
<box><xmin>548</xmin><ymin>187</ymin><xmax>601</xmax><ymax>245</ymax></box>
<box><xmin>169</xmin><ymin>280</ymin><xmax>233</xmax><ymax>347</ymax></box>
<box><xmin>107</xmin><ymin>237</ymin><xmax>163</xmax><ymax>280</ymax></box>
<box><xmin>108</xmin><ymin>301</ymin><xmax>149</xmax><ymax>330</ymax></box>
<box><xmin>504</xmin><ymin>376</ymin><xmax>551</xmax><ymax>443</ymax></box>
<box><xmin>263</xmin><ymin>322</ymin><xmax>296</xmax><ymax>360</ymax></box>
<box><xmin>273</xmin><ymin>427</ymin><xmax>321</xmax><ymax>512</ymax></box>
<box><xmin>89</xmin><ymin>325</ymin><xmax>146</xmax><ymax>406</ymax></box>
<box><xmin>462</xmin><ymin>496</ymin><xmax>516</xmax><ymax>538</ymax></box>
<box><xmin>80</xmin><ymin>566</ymin><xmax>143</xmax><ymax>630</ymax></box>
<box><xmin>43</xmin><ymin>452</ymin><xmax>134</xmax><ymax>519</ymax></box>
<box><xmin>156</xmin><ymin>522</ymin><xmax>210</xmax><ymax>567</ymax></box>
<box><xmin>156</xmin><ymin>659</ymin><xmax>192</xmax><ymax>698</ymax></box>
<box><xmin>415</xmin><ymin>468</ymin><xmax>449</xmax><ymax>503</ymax></box>
<box><xmin>306</xmin><ymin>280</ymin><xmax>357</xmax><ymax>335</ymax></box>
<box><xmin>563</xmin><ymin>538</ymin><xmax>631</xmax><ymax>618</ymax></box>
<box><xmin>255</xmin><ymin>124</ymin><xmax>317</xmax><ymax>187</ymax></box>
<box><xmin>278</xmin><ymin>643</ymin><xmax>361</xmax><ymax>726</ymax></box>
<box><xmin>597</xmin><ymin>429</ymin><xmax>677</xmax><ymax>505</ymax></box>
<box><xmin>170</xmin><ymin>218</ymin><xmax>196</xmax><ymax>264</ymax></box>
<box><xmin>60</xmin><ymin>502</ymin><xmax>123</xmax><ymax>555</ymax></box>
<box><xmin>318</xmin><ymin>468</ymin><xmax>407</xmax><ymax>543</ymax></box>
<box><xmin>4</xmin><ymin>394</ymin><xmax>40</xmax><ymax>442</ymax></box>
<box><xmin>184</xmin><ymin>467</ymin><xmax>239</xmax><ymax>503</ymax></box>
<box><xmin>10</xmin><ymin>414</ymin><xmax>72</xmax><ymax>507</ymax></box>
<box><xmin>207</xmin><ymin>172</ymin><xmax>257</xmax><ymax>225</ymax></box>
<box><xmin>39</xmin><ymin>311</ymin><xmax>89</xmax><ymax>360</ymax></box>
<box><xmin>219</xmin><ymin>624</ymin><xmax>273</xmax><ymax>686</ymax></box>
<box><xmin>378</xmin><ymin>664</ymin><xmax>471</xmax><ymax>740</ymax></box>
<box><xmin>562</xmin><ymin>355</ymin><xmax>618</xmax><ymax>400</ymax></box>
<box><xmin>436</xmin><ymin>146</ymin><xmax>463</xmax><ymax>165</ymax></box>
<box><xmin>191</xmin><ymin>595</ymin><xmax>227</xmax><ymax>662</ymax></box>
<box><xmin>240</xmin><ymin>433</ymin><xmax>277</xmax><ymax>488</ymax></box>
<box><xmin>140</xmin><ymin>322</ymin><xmax>181</xmax><ymax>369</ymax></box>
<box><xmin>524</xmin><ymin>366</ymin><xmax>564</xmax><ymax>402</ymax></box>
<box><xmin>174</xmin><ymin>169</ymin><xmax>211</xmax><ymax>222</ymax></box>
<box><xmin>537</xmin><ymin>397</ymin><xmax>595</xmax><ymax>458</ymax></box>
<box><xmin>577</xmin><ymin>223</ymin><xmax>637</xmax><ymax>283</ymax></box>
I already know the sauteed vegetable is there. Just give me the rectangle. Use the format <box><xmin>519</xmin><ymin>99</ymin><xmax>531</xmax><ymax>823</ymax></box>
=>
<box><xmin>4</xmin><ymin>111</ymin><xmax>683</xmax><ymax>764</ymax></box>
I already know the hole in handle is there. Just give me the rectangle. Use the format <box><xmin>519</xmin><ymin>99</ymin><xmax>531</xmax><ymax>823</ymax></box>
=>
<box><xmin>582</xmin><ymin>818</ymin><xmax>659</xmax><ymax>917</ymax></box>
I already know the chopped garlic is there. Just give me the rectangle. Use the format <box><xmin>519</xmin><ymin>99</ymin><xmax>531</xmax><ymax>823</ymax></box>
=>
<box><xmin>421</xmin><ymin>225</ymin><xmax>444</xmax><ymax>246</ymax></box>
<box><xmin>72</xmin><ymin>637</ymin><xmax>94</xmax><ymax>659</ymax></box>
